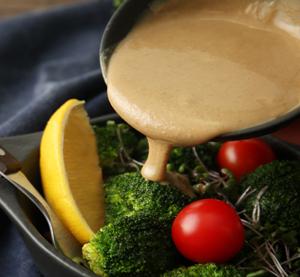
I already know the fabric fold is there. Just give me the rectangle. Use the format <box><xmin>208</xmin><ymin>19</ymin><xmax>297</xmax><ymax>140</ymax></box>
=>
<box><xmin>0</xmin><ymin>1</ymin><xmax>114</xmax><ymax>276</ymax></box>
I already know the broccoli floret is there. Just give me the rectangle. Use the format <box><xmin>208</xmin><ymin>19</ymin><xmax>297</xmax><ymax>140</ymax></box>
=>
<box><xmin>104</xmin><ymin>171</ymin><xmax>196</xmax><ymax>225</ymax></box>
<box><xmin>160</xmin><ymin>262</ymin><xmax>246</xmax><ymax>277</ymax></box>
<box><xmin>82</xmin><ymin>213</ymin><xmax>178</xmax><ymax>277</ymax></box>
<box><xmin>169</xmin><ymin>142</ymin><xmax>222</xmax><ymax>174</ymax></box>
<box><xmin>93</xmin><ymin>121</ymin><xmax>139</xmax><ymax>175</ymax></box>
<box><xmin>93</xmin><ymin>122</ymin><xmax>221</xmax><ymax>178</ymax></box>
<box><xmin>239</xmin><ymin>160</ymin><xmax>300</xmax><ymax>232</ymax></box>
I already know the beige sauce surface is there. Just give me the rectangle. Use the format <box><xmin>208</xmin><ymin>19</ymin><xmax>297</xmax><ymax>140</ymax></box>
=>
<box><xmin>106</xmin><ymin>0</ymin><xmax>300</xmax><ymax>182</ymax></box>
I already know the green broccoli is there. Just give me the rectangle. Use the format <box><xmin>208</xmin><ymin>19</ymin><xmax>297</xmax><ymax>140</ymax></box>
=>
<box><xmin>93</xmin><ymin>121</ymin><xmax>139</xmax><ymax>175</ymax></box>
<box><xmin>104</xmin><ymin>171</ymin><xmax>196</xmax><ymax>225</ymax></box>
<box><xmin>93</xmin><ymin>120</ymin><xmax>222</xmax><ymax>182</ymax></box>
<box><xmin>82</xmin><ymin>213</ymin><xmax>178</xmax><ymax>277</ymax></box>
<box><xmin>238</xmin><ymin>160</ymin><xmax>300</xmax><ymax>232</ymax></box>
<box><xmin>160</xmin><ymin>262</ymin><xmax>246</xmax><ymax>277</ymax></box>
<box><xmin>168</xmin><ymin>142</ymin><xmax>222</xmax><ymax>174</ymax></box>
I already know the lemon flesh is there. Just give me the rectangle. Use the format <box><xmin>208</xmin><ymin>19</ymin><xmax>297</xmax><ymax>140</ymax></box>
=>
<box><xmin>40</xmin><ymin>99</ymin><xmax>105</xmax><ymax>245</ymax></box>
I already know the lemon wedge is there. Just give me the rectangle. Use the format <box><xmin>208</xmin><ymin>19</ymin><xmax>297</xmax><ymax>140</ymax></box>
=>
<box><xmin>40</xmin><ymin>99</ymin><xmax>105</xmax><ymax>245</ymax></box>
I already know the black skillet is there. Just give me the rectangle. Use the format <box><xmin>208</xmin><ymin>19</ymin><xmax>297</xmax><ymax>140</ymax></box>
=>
<box><xmin>1</xmin><ymin>113</ymin><xmax>300</xmax><ymax>277</ymax></box>
<box><xmin>99</xmin><ymin>0</ymin><xmax>300</xmax><ymax>142</ymax></box>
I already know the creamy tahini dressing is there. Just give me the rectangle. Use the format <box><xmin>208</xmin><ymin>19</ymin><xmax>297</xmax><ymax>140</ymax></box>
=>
<box><xmin>106</xmin><ymin>0</ymin><xmax>300</xmax><ymax>182</ymax></box>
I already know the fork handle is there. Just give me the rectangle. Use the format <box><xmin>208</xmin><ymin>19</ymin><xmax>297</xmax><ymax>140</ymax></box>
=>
<box><xmin>0</xmin><ymin>144</ymin><xmax>22</xmax><ymax>174</ymax></box>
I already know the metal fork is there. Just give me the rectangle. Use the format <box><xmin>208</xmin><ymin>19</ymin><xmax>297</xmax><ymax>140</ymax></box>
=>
<box><xmin>0</xmin><ymin>143</ymin><xmax>84</xmax><ymax>264</ymax></box>
<box><xmin>0</xmin><ymin>170</ymin><xmax>56</xmax><ymax>246</ymax></box>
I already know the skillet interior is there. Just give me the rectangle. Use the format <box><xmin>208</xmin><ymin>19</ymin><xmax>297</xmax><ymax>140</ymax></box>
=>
<box><xmin>0</xmin><ymin>113</ymin><xmax>120</xmax><ymax>277</ymax></box>
<box><xmin>1</xmin><ymin>112</ymin><xmax>300</xmax><ymax>277</ymax></box>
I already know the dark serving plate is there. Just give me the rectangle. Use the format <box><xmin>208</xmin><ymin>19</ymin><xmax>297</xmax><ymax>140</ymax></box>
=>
<box><xmin>1</xmin><ymin>113</ymin><xmax>300</xmax><ymax>277</ymax></box>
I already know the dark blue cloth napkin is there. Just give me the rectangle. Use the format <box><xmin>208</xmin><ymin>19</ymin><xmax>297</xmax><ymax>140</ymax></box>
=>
<box><xmin>0</xmin><ymin>1</ymin><xmax>115</xmax><ymax>276</ymax></box>
<box><xmin>0</xmin><ymin>0</ymin><xmax>115</xmax><ymax>138</ymax></box>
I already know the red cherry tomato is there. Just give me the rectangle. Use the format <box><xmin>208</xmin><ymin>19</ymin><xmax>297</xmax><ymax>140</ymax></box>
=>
<box><xmin>172</xmin><ymin>199</ymin><xmax>245</xmax><ymax>264</ymax></box>
<box><xmin>217</xmin><ymin>138</ymin><xmax>276</xmax><ymax>180</ymax></box>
